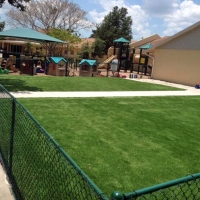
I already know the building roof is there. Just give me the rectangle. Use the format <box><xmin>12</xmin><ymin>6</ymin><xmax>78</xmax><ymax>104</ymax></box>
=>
<box><xmin>114</xmin><ymin>37</ymin><xmax>130</xmax><ymax>43</ymax></box>
<box><xmin>150</xmin><ymin>36</ymin><xmax>170</xmax><ymax>46</ymax></box>
<box><xmin>0</xmin><ymin>28</ymin><xmax>66</xmax><ymax>43</ymax></box>
<box><xmin>130</xmin><ymin>34</ymin><xmax>161</xmax><ymax>49</ymax></box>
<box><xmin>50</xmin><ymin>57</ymin><xmax>67</xmax><ymax>64</ymax></box>
<box><xmin>139</xmin><ymin>43</ymin><xmax>152</xmax><ymax>49</ymax></box>
<box><xmin>79</xmin><ymin>59</ymin><xmax>97</xmax><ymax>66</ymax></box>
<box><xmin>146</xmin><ymin>21</ymin><xmax>200</xmax><ymax>52</ymax></box>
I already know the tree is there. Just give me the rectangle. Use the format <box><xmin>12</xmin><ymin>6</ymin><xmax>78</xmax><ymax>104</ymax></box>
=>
<box><xmin>91</xmin><ymin>38</ymin><xmax>106</xmax><ymax>58</ymax></box>
<box><xmin>77</xmin><ymin>42</ymin><xmax>92</xmax><ymax>59</ymax></box>
<box><xmin>5</xmin><ymin>0</ymin><xmax>92</xmax><ymax>56</ymax></box>
<box><xmin>91</xmin><ymin>6</ymin><xmax>132</xmax><ymax>52</ymax></box>
<box><xmin>0</xmin><ymin>0</ymin><xmax>30</xmax><ymax>11</ymax></box>
<box><xmin>47</xmin><ymin>28</ymin><xmax>81</xmax><ymax>56</ymax></box>
<box><xmin>24</xmin><ymin>42</ymin><xmax>33</xmax><ymax>55</ymax></box>
<box><xmin>5</xmin><ymin>0</ymin><xmax>93</xmax><ymax>34</ymax></box>
<box><xmin>0</xmin><ymin>21</ymin><xmax>5</xmax><ymax>31</ymax></box>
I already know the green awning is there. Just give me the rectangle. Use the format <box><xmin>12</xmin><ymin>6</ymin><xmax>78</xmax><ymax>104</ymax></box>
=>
<box><xmin>79</xmin><ymin>59</ymin><xmax>97</xmax><ymax>66</ymax></box>
<box><xmin>140</xmin><ymin>43</ymin><xmax>152</xmax><ymax>49</ymax></box>
<box><xmin>0</xmin><ymin>28</ymin><xmax>66</xmax><ymax>43</ymax></box>
<box><xmin>50</xmin><ymin>57</ymin><xmax>67</xmax><ymax>64</ymax></box>
<box><xmin>114</xmin><ymin>37</ymin><xmax>129</xmax><ymax>43</ymax></box>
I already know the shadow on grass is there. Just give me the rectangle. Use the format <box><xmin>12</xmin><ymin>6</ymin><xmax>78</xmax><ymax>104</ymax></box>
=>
<box><xmin>0</xmin><ymin>78</ymin><xmax>43</xmax><ymax>92</ymax></box>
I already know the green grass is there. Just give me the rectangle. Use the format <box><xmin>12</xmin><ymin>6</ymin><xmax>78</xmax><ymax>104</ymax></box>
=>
<box><xmin>0</xmin><ymin>98</ymin><xmax>100</xmax><ymax>200</ymax></box>
<box><xmin>0</xmin><ymin>74</ymin><xmax>184</xmax><ymax>91</ymax></box>
<box><xmin>18</xmin><ymin>96</ymin><xmax>200</xmax><ymax>197</ymax></box>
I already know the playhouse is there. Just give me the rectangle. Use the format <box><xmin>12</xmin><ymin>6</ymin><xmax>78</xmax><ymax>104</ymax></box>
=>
<box><xmin>79</xmin><ymin>59</ymin><xmax>98</xmax><ymax>77</ymax></box>
<box><xmin>48</xmin><ymin>57</ymin><xmax>67</xmax><ymax>76</ymax></box>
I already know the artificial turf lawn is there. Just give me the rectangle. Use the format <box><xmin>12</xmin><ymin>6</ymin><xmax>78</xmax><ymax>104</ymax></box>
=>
<box><xmin>18</xmin><ymin>96</ymin><xmax>200</xmax><ymax>197</ymax></box>
<box><xmin>0</xmin><ymin>75</ymin><xmax>184</xmax><ymax>91</ymax></box>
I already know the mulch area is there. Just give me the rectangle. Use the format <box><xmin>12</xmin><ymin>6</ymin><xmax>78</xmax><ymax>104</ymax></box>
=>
<box><xmin>6</xmin><ymin>69</ymin><xmax>151</xmax><ymax>79</ymax></box>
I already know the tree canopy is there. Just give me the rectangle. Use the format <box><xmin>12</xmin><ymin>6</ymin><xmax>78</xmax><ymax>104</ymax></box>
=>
<box><xmin>47</xmin><ymin>28</ymin><xmax>81</xmax><ymax>56</ymax></box>
<box><xmin>77</xmin><ymin>38</ymin><xmax>106</xmax><ymax>60</ymax></box>
<box><xmin>0</xmin><ymin>0</ymin><xmax>30</xmax><ymax>11</ymax></box>
<box><xmin>5</xmin><ymin>0</ymin><xmax>93</xmax><ymax>34</ymax></box>
<box><xmin>91</xmin><ymin>38</ymin><xmax>106</xmax><ymax>58</ymax></box>
<box><xmin>77</xmin><ymin>42</ymin><xmax>91</xmax><ymax>59</ymax></box>
<box><xmin>91</xmin><ymin>6</ymin><xmax>132</xmax><ymax>52</ymax></box>
<box><xmin>0</xmin><ymin>21</ymin><xmax>5</xmax><ymax>31</ymax></box>
<box><xmin>5</xmin><ymin>0</ymin><xmax>93</xmax><ymax>56</ymax></box>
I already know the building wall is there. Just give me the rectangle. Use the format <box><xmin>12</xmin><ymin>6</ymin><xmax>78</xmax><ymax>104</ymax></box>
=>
<box><xmin>152</xmin><ymin>49</ymin><xmax>200</xmax><ymax>86</ymax></box>
<box><xmin>158</xmin><ymin>26</ymin><xmax>200</xmax><ymax>50</ymax></box>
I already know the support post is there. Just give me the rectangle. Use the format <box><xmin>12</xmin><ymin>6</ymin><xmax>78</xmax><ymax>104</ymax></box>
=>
<box><xmin>9</xmin><ymin>99</ymin><xmax>15</xmax><ymax>176</ymax></box>
<box><xmin>111</xmin><ymin>191</ymin><xmax>124</xmax><ymax>200</ymax></box>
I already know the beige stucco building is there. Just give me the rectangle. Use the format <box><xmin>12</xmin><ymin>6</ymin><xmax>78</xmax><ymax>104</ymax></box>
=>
<box><xmin>147</xmin><ymin>21</ymin><xmax>200</xmax><ymax>86</ymax></box>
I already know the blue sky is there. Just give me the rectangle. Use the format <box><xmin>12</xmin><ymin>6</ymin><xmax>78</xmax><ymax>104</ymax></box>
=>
<box><xmin>72</xmin><ymin>0</ymin><xmax>200</xmax><ymax>40</ymax></box>
<box><xmin>1</xmin><ymin>0</ymin><xmax>200</xmax><ymax>40</ymax></box>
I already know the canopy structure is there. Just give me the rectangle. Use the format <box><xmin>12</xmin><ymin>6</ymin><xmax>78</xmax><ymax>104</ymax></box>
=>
<box><xmin>50</xmin><ymin>57</ymin><xmax>67</xmax><ymax>64</ymax></box>
<box><xmin>139</xmin><ymin>43</ymin><xmax>152</xmax><ymax>49</ymax></box>
<box><xmin>79</xmin><ymin>59</ymin><xmax>97</xmax><ymax>66</ymax></box>
<box><xmin>0</xmin><ymin>27</ymin><xmax>66</xmax><ymax>43</ymax></box>
<box><xmin>114</xmin><ymin>37</ymin><xmax>130</xmax><ymax>43</ymax></box>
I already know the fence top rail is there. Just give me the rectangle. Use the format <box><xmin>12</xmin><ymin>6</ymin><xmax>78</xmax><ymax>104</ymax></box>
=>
<box><xmin>125</xmin><ymin>172</ymin><xmax>200</xmax><ymax>198</ymax></box>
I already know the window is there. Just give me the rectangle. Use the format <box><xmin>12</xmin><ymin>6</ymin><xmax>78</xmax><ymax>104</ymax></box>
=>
<box><xmin>10</xmin><ymin>45</ymin><xmax>22</xmax><ymax>53</ymax></box>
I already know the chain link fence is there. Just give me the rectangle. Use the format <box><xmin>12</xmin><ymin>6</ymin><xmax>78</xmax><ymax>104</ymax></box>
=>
<box><xmin>111</xmin><ymin>173</ymin><xmax>200</xmax><ymax>200</ymax></box>
<box><xmin>1</xmin><ymin>83</ymin><xmax>200</xmax><ymax>200</ymax></box>
<box><xmin>0</xmin><ymin>84</ymin><xmax>108</xmax><ymax>200</ymax></box>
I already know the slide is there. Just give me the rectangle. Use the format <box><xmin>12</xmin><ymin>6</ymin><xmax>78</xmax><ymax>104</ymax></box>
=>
<box><xmin>8</xmin><ymin>65</ymin><xmax>19</xmax><ymax>72</ymax></box>
<box><xmin>98</xmin><ymin>55</ymin><xmax>117</xmax><ymax>69</ymax></box>
<box><xmin>5</xmin><ymin>60</ymin><xmax>18</xmax><ymax>72</ymax></box>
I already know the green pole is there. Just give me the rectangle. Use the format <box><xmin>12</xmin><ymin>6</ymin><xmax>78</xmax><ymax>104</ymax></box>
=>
<box><xmin>9</xmin><ymin>99</ymin><xmax>15</xmax><ymax>175</ymax></box>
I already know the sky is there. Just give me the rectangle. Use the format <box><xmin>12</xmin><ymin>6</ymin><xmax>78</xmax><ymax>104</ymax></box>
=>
<box><xmin>1</xmin><ymin>0</ymin><xmax>200</xmax><ymax>40</ymax></box>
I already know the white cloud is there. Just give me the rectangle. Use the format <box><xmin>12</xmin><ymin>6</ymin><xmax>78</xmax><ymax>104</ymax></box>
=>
<box><xmin>163</xmin><ymin>0</ymin><xmax>200</xmax><ymax>35</ymax></box>
<box><xmin>127</xmin><ymin>5</ymin><xmax>151</xmax><ymax>39</ymax></box>
<box><xmin>0</xmin><ymin>1</ymin><xmax>11</xmax><ymax>17</ymax></box>
<box><xmin>89</xmin><ymin>9</ymin><xmax>107</xmax><ymax>24</ymax></box>
<box><xmin>142</xmin><ymin>0</ymin><xmax>180</xmax><ymax>17</ymax></box>
<box><xmin>88</xmin><ymin>0</ymin><xmax>151</xmax><ymax>40</ymax></box>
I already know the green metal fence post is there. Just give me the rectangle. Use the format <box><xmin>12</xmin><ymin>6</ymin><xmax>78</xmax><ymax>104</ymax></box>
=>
<box><xmin>9</xmin><ymin>99</ymin><xmax>15</xmax><ymax>176</ymax></box>
<box><xmin>111</xmin><ymin>191</ymin><xmax>124</xmax><ymax>200</ymax></box>
<box><xmin>9</xmin><ymin>98</ymin><xmax>24</xmax><ymax>200</ymax></box>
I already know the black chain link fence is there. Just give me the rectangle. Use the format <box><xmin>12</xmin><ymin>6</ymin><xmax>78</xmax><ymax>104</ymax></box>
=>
<box><xmin>0</xmin><ymin>84</ymin><xmax>108</xmax><ymax>200</ymax></box>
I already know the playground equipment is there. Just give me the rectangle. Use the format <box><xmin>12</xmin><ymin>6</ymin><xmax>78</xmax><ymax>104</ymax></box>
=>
<box><xmin>48</xmin><ymin>57</ymin><xmax>67</xmax><ymax>76</ymax></box>
<box><xmin>79</xmin><ymin>59</ymin><xmax>98</xmax><ymax>77</ymax></box>
<box><xmin>98</xmin><ymin>36</ymin><xmax>156</xmax><ymax>77</ymax></box>
<box><xmin>0</xmin><ymin>66</ymin><xmax>9</xmax><ymax>74</ymax></box>
<box><xmin>0</xmin><ymin>55</ymin><xmax>19</xmax><ymax>73</ymax></box>
<box><xmin>98</xmin><ymin>55</ymin><xmax>116</xmax><ymax>69</ymax></box>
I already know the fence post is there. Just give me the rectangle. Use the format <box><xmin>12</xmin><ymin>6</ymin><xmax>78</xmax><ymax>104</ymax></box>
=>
<box><xmin>111</xmin><ymin>191</ymin><xmax>124</xmax><ymax>200</ymax></box>
<box><xmin>9</xmin><ymin>99</ymin><xmax>16</xmax><ymax>176</ymax></box>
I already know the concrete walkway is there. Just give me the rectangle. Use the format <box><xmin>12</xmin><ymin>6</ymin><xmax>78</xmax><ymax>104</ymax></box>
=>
<box><xmin>1</xmin><ymin>78</ymin><xmax>200</xmax><ymax>200</ymax></box>
<box><xmin>0</xmin><ymin>161</ymin><xmax>14</xmax><ymax>200</ymax></box>
<box><xmin>9</xmin><ymin>90</ymin><xmax>200</xmax><ymax>98</ymax></box>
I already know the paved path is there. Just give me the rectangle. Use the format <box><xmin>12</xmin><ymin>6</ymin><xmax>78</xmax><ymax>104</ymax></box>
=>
<box><xmin>9</xmin><ymin>90</ymin><xmax>200</xmax><ymax>98</ymax></box>
<box><xmin>1</xmin><ymin>78</ymin><xmax>200</xmax><ymax>200</ymax></box>
<box><xmin>0</xmin><ymin>160</ymin><xmax>14</xmax><ymax>200</ymax></box>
